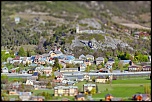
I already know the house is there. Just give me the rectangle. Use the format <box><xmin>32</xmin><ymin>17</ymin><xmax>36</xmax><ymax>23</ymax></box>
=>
<box><xmin>31</xmin><ymin>56</ymin><xmax>36</xmax><ymax>63</ymax></box>
<box><xmin>30</xmin><ymin>96</ymin><xmax>45</xmax><ymax>101</ymax></box>
<box><xmin>132</xmin><ymin>94</ymin><xmax>150</xmax><ymax>101</ymax></box>
<box><xmin>54</xmin><ymin>71</ymin><xmax>63</xmax><ymax>77</ymax></box>
<box><xmin>54</xmin><ymin>86</ymin><xmax>78</xmax><ymax>96</ymax></box>
<box><xmin>133</xmin><ymin>32</ymin><xmax>140</xmax><ymax>39</ymax></box>
<box><xmin>8</xmin><ymin>81</ymin><xmax>21</xmax><ymax>90</ymax></box>
<box><xmin>9</xmin><ymin>98</ymin><xmax>16</xmax><ymax>101</ymax></box>
<box><xmin>142</xmin><ymin>65</ymin><xmax>151</xmax><ymax>71</ymax></box>
<box><xmin>43</xmin><ymin>67</ymin><xmax>52</xmax><ymax>76</ymax></box>
<box><xmin>2</xmin><ymin>67</ymin><xmax>8</xmax><ymax>73</ymax></box>
<box><xmin>21</xmin><ymin>70</ymin><xmax>28</xmax><ymax>74</ymax></box>
<box><xmin>9</xmin><ymin>89</ymin><xmax>19</xmax><ymax>95</ymax></box>
<box><xmin>50</xmin><ymin>50</ymin><xmax>63</xmax><ymax>58</ymax></box>
<box><xmin>15</xmin><ymin>17</ymin><xmax>20</xmax><ymax>24</ymax></box>
<box><xmin>76</xmin><ymin>75</ymin><xmax>84</xmax><ymax>81</ymax></box>
<box><xmin>60</xmin><ymin>68</ymin><xmax>78</xmax><ymax>72</ymax></box>
<box><xmin>105</xmin><ymin>63</ymin><xmax>112</xmax><ymax>69</ymax></box>
<box><xmin>28</xmin><ymin>63</ymin><xmax>38</xmax><ymax>67</ymax></box>
<box><xmin>84</xmin><ymin>60</ymin><xmax>92</xmax><ymax>66</ymax></box>
<box><xmin>75</xmin><ymin>93</ymin><xmax>85</xmax><ymax>101</ymax></box>
<box><xmin>26</xmin><ymin>79</ymin><xmax>34</xmax><ymax>85</ymax></box>
<box><xmin>20</xmin><ymin>57</ymin><xmax>28</xmax><ymax>65</ymax></box>
<box><xmin>107</xmin><ymin>58</ymin><xmax>115</xmax><ymax>63</ymax></box>
<box><xmin>83</xmin><ymin>74</ymin><xmax>90</xmax><ymax>81</ymax></box>
<box><xmin>98</xmin><ymin>68</ymin><xmax>109</xmax><ymax>73</ymax></box>
<box><xmin>86</xmin><ymin>54</ymin><xmax>94</xmax><ymax>61</ymax></box>
<box><xmin>33</xmin><ymin>81</ymin><xmax>47</xmax><ymax>89</ymax></box>
<box><xmin>128</xmin><ymin>65</ymin><xmax>140</xmax><ymax>72</ymax></box>
<box><xmin>95</xmin><ymin>76</ymin><xmax>109</xmax><ymax>83</ymax></box>
<box><xmin>32</xmin><ymin>72</ymin><xmax>39</xmax><ymax>80</ymax></box>
<box><xmin>79</xmin><ymin>54</ymin><xmax>86</xmax><ymax>60</ymax></box>
<box><xmin>120</xmin><ymin>60</ymin><xmax>131</xmax><ymax>65</ymax></box>
<box><xmin>35</xmin><ymin>66</ymin><xmax>44</xmax><ymax>74</ymax></box>
<box><xmin>80</xmin><ymin>63</ymin><xmax>86</xmax><ymax>69</ymax></box>
<box><xmin>7</xmin><ymin>57</ymin><xmax>13</xmax><ymax>63</ymax></box>
<box><xmin>27</xmin><ymin>68</ymin><xmax>35</xmax><ymax>74</ymax></box>
<box><xmin>13</xmin><ymin>56</ymin><xmax>22</xmax><ymax>64</ymax></box>
<box><xmin>19</xmin><ymin>92</ymin><xmax>32</xmax><ymax>101</ymax></box>
<box><xmin>96</xmin><ymin>57</ymin><xmax>104</xmax><ymax>65</ymax></box>
<box><xmin>83</xmin><ymin>84</ymin><xmax>96</xmax><ymax>92</ymax></box>
<box><xmin>148</xmin><ymin>56</ymin><xmax>151</xmax><ymax>62</ymax></box>
<box><xmin>105</xmin><ymin>94</ymin><xmax>113</xmax><ymax>101</ymax></box>
<box><xmin>73</xmin><ymin>59</ymin><xmax>84</xmax><ymax>64</ymax></box>
<box><xmin>56</xmin><ymin>74</ymin><xmax>64</xmax><ymax>82</ymax></box>
<box><xmin>10</xmin><ymin>67</ymin><xmax>20</xmax><ymax>73</ymax></box>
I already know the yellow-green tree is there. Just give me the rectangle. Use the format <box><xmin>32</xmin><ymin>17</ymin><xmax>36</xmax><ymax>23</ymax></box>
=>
<box><xmin>90</xmin><ymin>88</ymin><xmax>96</xmax><ymax>95</ymax></box>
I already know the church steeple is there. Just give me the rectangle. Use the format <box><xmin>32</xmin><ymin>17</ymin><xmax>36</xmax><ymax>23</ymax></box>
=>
<box><xmin>76</xmin><ymin>24</ymin><xmax>79</xmax><ymax>34</ymax></box>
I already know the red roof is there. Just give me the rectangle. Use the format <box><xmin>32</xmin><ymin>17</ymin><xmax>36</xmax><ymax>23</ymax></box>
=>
<box><xmin>14</xmin><ymin>56</ymin><xmax>20</xmax><ymax>60</ymax></box>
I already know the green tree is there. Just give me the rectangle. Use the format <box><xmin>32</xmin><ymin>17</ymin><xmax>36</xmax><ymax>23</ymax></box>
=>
<box><xmin>26</xmin><ymin>49</ymin><xmax>31</xmax><ymax>57</ymax></box>
<box><xmin>144</xmin><ymin>84</ymin><xmax>151</xmax><ymax>94</ymax></box>
<box><xmin>96</xmin><ymin>83</ymin><xmax>98</xmax><ymax>93</ymax></box>
<box><xmin>18</xmin><ymin>47</ymin><xmax>26</xmax><ymax>56</ymax></box>
<box><xmin>53</xmin><ymin>58</ymin><xmax>60</xmax><ymax>71</ymax></box>
<box><xmin>46</xmin><ymin>82</ymin><xmax>52</xmax><ymax>89</ymax></box>
<box><xmin>66</xmin><ymin>63</ymin><xmax>75</xmax><ymax>68</ymax></box>
<box><xmin>97</xmin><ymin>64</ymin><xmax>102</xmax><ymax>70</ymax></box>
<box><xmin>1</xmin><ymin>74</ymin><xmax>8</xmax><ymax>84</ymax></box>
<box><xmin>90</xmin><ymin>88</ymin><xmax>96</xmax><ymax>95</ymax></box>
<box><xmin>85</xmin><ymin>65</ymin><xmax>90</xmax><ymax>72</ymax></box>
<box><xmin>118</xmin><ymin>61</ymin><xmax>123</xmax><ymax>72</ymax></box>
<box><xmin>104</xmin><ymin>58</ymin><xmax>108</xmax><ymax>64</ymax></box>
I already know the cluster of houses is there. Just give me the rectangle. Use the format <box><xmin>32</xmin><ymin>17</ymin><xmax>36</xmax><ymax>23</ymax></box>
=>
<box><xmin>1</xmin><ymin>48</ymin><xmax>151</xmax><ymax>101</ymax></box>
<box><xmin>2</xmin><ymin>47</ymin><xmax>151</xmax><ymax>74</ymax></box>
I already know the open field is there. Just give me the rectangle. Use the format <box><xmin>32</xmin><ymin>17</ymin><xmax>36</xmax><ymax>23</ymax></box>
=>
<box><xmin>75</xmin><ymin>76</ymin><xmax>151</xmax><ymax>101</ymax></box>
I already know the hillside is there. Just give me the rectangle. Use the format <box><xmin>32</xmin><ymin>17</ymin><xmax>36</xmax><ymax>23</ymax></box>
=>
<box><xmin>1</xmin><ymin>1</ymin><xmax>151</xmax><ymax>57</ymax></box>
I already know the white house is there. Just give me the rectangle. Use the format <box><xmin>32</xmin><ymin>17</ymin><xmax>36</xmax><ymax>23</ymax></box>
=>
<box><xmin>15</xmin><ymin>17</ymin><xmax>20</xmax><ymax>24</ymax></box>
<box><xmin>73</xmin><ymin>59</ymin><xmax>84</xmax><ymax>64</ymax></box>
<box><xmin>26</xmin><ymin>79</ymin><xmax>34</xmax><ymax>86</ymax></box>
<box><xmin>2</xmin><ymin>67</ymin><xmax>8</xmax><ymax>73</ymax></box>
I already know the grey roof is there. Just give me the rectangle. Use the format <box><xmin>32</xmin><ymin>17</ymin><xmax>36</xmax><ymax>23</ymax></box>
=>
<box><xmin>54</xmin><ymin>86</ymin><xmax>78</xmax><ymax>89</ymax></box>
<box><xmin>75</xmin><ymin>94</ymin><xmax>85</xmax><ymax>98</ymax></box>
<box><xmin>86</xmin><ymin>54</ymin><xmax>94</xmax><ymax>58</ymax></box>
<box><xmin>96</xmin><ymin>57</ymin><xmax>104</xmax><ymax>61</ymax></box>
<box><xmin>42</xmin><ymin>53</ymin><xmax>50</xmax><ymax>57</ymax></box>
<box><xmin>79</xmin><ymin>54</ymin><xmax>86</xmax><ymax>58</ymax></box>
<box><xmin>54</xmin><ymin>50</ymin><xmax>62</xmax><ymax>54</ymax></box>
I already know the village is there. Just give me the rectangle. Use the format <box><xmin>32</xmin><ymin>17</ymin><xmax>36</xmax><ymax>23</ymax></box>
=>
<box><xmin>1</xmin><ymin>47</ymin><xmax>151</xmax><ymax>101</ymax></box>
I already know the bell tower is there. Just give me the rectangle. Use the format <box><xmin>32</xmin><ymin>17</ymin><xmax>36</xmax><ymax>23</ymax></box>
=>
<box><xmin>76</xmin><ymin>25</ymin><xmax>79</xmax><ymax>34</ymax></box>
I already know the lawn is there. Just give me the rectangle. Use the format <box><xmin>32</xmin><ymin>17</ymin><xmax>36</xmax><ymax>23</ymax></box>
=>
<box><xmin>8</xmin><ymin>77</ymin><xmax>26</xmax><ymax>82</ymax></box>
<box><xmin>31</xmin><ymin>89</ymin><xmax>54</xmax><ymax>95</ymax></box>
<box><xmin>75</xmin><ymin>76</ymin><xmax>151</xmax><ymax>100</ymax></box>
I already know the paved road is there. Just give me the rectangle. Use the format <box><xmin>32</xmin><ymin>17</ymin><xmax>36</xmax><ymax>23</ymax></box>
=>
<box><xmin>1</xmin><ymin>73</ymin><xmax>32</xmax><ymax>78</ymax></box>
<box><xmin>63</xmin><ymin>71</ymin><xmax>151</xmax><ymax>76</ymax></box>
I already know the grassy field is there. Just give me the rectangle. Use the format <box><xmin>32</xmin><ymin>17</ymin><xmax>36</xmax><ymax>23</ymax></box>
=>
<box><xmin>75</xmin><ymin>76</ymin><xmax>151</xmax><ymax>101</ymax></box>
<box><xmin>31</xmin><ymin>89</ymin><xmax>54</xmax><ymax>95</ymax></box>
<box><xmin>8</xmin><ymin>77</ymin><xmax>26</xmax><ymax>82</ymax></box>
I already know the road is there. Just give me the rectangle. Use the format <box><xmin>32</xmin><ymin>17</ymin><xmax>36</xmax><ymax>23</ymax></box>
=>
<box><xmin>62</xmin><ymin>71</ymin><xmax>151</xmax><ymax>76</ymax></box>
<box><xmin>2</xmin><ymin>71</ymin><xmax>150</xmax><ymax>77</ymax></box>
<box><xmin>1</xmin><ymin>73</ymin><xmax>32</xmax><ymax>78</ymax></box>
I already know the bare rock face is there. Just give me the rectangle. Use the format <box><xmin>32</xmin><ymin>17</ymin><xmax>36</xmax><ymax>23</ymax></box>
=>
<box><xmin>70</xmin><ymin>35</ymin><xmax>134</xmax><ymax>51</ymax></box>
<box><xmin>79</xmin><ymin>18</ymin><xmax>101</xmax><ymax>29</ymax></box>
